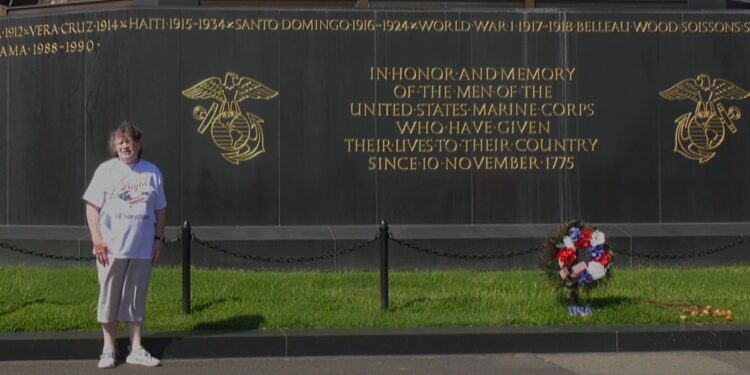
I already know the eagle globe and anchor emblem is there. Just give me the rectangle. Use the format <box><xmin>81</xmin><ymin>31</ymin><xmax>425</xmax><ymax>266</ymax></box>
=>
<box><xmin>660</xmin><ymin>74</ymin><xmax>750</xmax><ymax>164</ymax></box>
<box><xmin>182</xmin><ymin>72</ymin><xmax>279</xmax><ymax>165</ymax></box>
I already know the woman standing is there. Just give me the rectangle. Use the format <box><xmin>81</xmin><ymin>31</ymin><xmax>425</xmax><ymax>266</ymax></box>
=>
<box><xmin>83</xmin><ymin>121</ymin><xmax>166</xmax><ymax>368</ymax></box>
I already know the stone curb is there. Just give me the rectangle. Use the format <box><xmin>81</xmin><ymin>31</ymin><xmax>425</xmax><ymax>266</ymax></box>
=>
<box><xmin>0</xmin><ymin>325</ymin><xmax>748</xmax><ymax>361</ymax></box>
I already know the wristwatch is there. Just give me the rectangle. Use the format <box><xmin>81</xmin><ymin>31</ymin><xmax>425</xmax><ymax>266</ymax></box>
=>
<box><xmin>154</xmin><ymin>236</ymin><xmax>165</xmax><ymax>242</ymax></box>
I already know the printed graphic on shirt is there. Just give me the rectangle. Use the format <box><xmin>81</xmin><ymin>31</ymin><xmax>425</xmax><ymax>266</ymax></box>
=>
<box><xmin>115</xmin><ymin>213</ymin><xmax>149</xmax><ymax>220</ymax></box>
<box><xmin>117</xmin><ymin>177</ymin><xmax>152</xmax><ymax>209</ymax></box>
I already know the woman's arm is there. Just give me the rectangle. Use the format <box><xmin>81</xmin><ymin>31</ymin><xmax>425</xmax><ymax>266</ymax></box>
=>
<box><xmin>86</xmin><ymin>202</ymin><xmax>109</xmax><ymax>266</ymax></box>
<box><xmin>152</xmin><ymin>208</ymin><xmax>167</xmax><ymax>264</ymax></box>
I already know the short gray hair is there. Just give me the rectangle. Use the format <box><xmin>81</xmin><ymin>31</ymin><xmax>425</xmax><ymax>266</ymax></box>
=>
<box><xmin>108</xmin><ymin>121</ymin><xmax>143</xmax><ymax>159</ymax></box>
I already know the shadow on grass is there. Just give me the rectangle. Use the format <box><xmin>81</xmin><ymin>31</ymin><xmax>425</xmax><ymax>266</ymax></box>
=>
<box><xmin>0</xmin><ymin>298</ymin><xmax>45</xmax><ymax>317</ymax></box>
<box><xmin>194</xmin><ymin>315</ymin><xmax>266</xmax><ymax>330</ymax></box>
<box><xmin>588</xmin><ymin>296</ymin><xmax>635</xmax><ymax>309</ymax></box>
<box><xmin>556</xmin><ymin>296</ymin><xmax>635</xmax><ymax>308</ymax></box>
<box><xmin>192</xmin><ymin>297</ymin><xmax>242</xmax><ymax>313</ymax></box>
<box><xmin>390</xmin><ymin>297</ymin><xmax>430</xmax><ymax>311</ymax></box>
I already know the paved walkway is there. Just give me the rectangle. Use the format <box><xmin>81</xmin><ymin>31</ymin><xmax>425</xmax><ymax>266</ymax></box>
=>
<box><xmin>1</xmin><ymin>352</ymin><xmax>750</xmax><ymax>375</ymax></box>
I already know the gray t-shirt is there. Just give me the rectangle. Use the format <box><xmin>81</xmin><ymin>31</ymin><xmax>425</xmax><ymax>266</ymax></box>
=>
<box><xmin>83</xmin><ymin>158</ymin><xmax>167</xmax><ymax>259</ymax></box>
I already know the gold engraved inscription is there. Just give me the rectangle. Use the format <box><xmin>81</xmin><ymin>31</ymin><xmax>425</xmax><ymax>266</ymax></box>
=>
<box><xmin>370</xmin><ymin>66</ymin><xmax>576</xmax><ymax>82</ymax></box>
<box><xmin>347</xmin><ymin>65</ymin><xmax>599</xmax><ymax>172</ymax></box>
<box><xmin>6</xmin><ymin>16</ymin><xmax>750</xmax><ymax>62</ymax></box>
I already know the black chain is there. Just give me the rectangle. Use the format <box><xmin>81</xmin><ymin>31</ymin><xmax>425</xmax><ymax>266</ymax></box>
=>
<box><xmin>0</xmin><ymin>235</ymin><xmax>182</xmax><ymax>262</ymax></box>
<box><xmin>192</xmin><ymin>234</ymin><xmax>378</xmax><ymax>263</ymax></box>
<box><xmin>0</xmin><ymin>241</ymin><xmax>95</xmax><ymax>262</ymax></box>
<box><xmin>389</xmin><ymin>237</ymin><xmax>544</xmax><ymax>260</ymax></box>
<box><xmin>609</xmin><ymin>235</ymin><xmax>748</xmax><ymax>260</ymax></box>
<box><xmin>3</xmin><ymin>233</ymin><xmax>744</xmax><ymax>263</ymax></box>
<box><xmin>163</xmin><ymin>235</ymin><xmax>181</xmax><ymax>247</ymax></box>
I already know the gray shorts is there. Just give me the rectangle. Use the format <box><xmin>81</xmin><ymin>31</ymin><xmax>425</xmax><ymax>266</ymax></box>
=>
<box><xmin>96</xmin><ymin>258</ymin><xmax>153</xmax><ymax>323</ymax></box>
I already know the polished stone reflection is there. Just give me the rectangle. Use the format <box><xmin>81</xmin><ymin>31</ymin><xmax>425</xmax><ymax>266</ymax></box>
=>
<box><xmin>0</xmin><ymin>9</ymin><xmax>747</xmax><ymax>228</ymax></box>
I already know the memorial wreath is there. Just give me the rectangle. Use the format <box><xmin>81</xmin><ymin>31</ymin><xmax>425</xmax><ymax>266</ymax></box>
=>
<box><xmin>543</xmin><ymin>220</ymin><xmax>614</xmax><ymax>301</ymax></box>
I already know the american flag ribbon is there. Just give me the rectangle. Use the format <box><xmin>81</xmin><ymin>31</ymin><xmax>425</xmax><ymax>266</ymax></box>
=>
<box><xmin>571</xmin><ymin>262</ymin><xmax>587</xmax><ymax>276</ymax></box>
<box><xmin>559</xmin><ymin>268</ymin><xmax>570</xmax><ymax>280</ymax></box>
<box><xmin>567</xmin><ymin>306</ymin><xmax>593</xmax><ymax>316</ymax></box>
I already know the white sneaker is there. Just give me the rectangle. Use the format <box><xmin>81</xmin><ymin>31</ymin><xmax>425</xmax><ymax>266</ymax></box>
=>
<box><xmin>126</xmin><ymin>347</ymin><xmax>161</xmax><ymax>367</ymax></box>
<box><xmin>97</xmin><ymin>348</ymin><xmax>115</xmax><ymax>369</ymax></box>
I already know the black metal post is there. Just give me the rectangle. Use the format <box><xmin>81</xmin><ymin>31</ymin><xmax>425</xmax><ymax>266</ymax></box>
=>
<box><xmin>182</xmin><ymin>220</ymin><xmax>191</xmax><ymax>314</ymax></box>
<box><xmin>379</xmin><ymin>220</ymin><xmax>389</xmax><ymax>311</ymax></box>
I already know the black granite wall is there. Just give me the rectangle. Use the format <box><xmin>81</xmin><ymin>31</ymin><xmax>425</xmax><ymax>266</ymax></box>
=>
<box><xmin>1</xmin><ymin>9</ymin><xmax>749</xmax><ymax>228</ymax></box>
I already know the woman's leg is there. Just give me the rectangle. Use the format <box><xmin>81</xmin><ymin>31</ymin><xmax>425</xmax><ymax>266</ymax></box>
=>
<box><xmin>125</xmin><ymin>319</ymin><xmax>160</xmax><ymax>366</ymax></box>
<box><xmin>97</xmin><ymin>258</ymin><xmax>127</xmax><ymax>352</ymax></box>
<box><xmin>119</xmin><ymin>259</ymin><xmax>152</xmax><ymax>351</ymax></box>
<box><xmin>102</xmin><ymin>321</ymin><xmax>118</xmax><ymax>351</ymax></box>
<box><xmin>120</xmin><ymin>260</ymin><xmax>160</xmax><ymax>366</ymax></box>
<box><xmin>127</xmin><ymin>321</ymin><xmax>143</xmax><ymax>351</ymax></box>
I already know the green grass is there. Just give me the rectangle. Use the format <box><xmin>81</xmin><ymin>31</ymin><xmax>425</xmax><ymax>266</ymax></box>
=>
<box><xmin>0</xmin><ymin>266</ymin><xmax>747</xmax><ymax>332</ymax></box>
